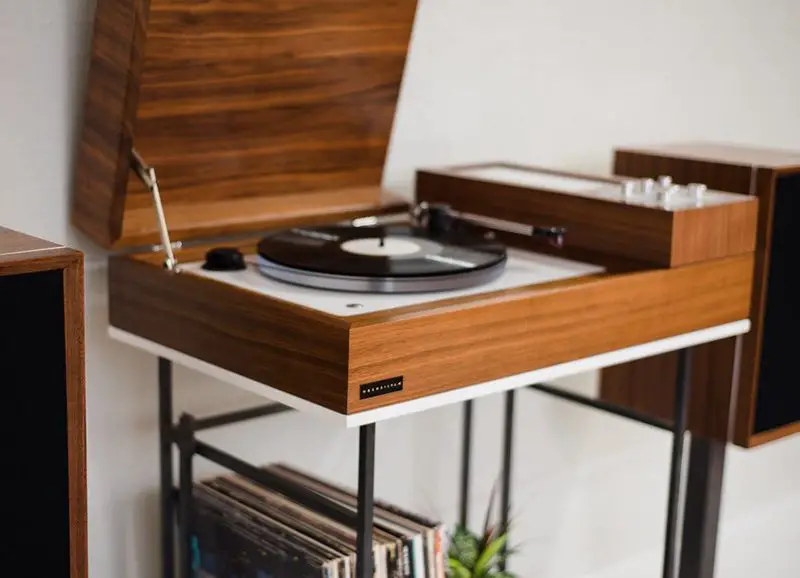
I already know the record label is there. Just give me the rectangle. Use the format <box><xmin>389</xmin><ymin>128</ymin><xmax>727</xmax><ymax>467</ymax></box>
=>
<box><xmin>340</xmin><ymin>237</ymin><xmax>422</xmax><ymax>257</ymax></box>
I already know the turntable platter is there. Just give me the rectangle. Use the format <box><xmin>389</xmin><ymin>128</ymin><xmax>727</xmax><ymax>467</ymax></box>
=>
<box><xmin>256</xmin><ymin>224</ymin><xmax>507</xmax><ymax>293</ymax></box>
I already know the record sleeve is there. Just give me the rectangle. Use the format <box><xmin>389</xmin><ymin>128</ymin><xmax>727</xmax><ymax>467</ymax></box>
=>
<box><xmin>266</xmin><ymin>464</ymin><xmax>446</xmax><ymax>578</ymax></box>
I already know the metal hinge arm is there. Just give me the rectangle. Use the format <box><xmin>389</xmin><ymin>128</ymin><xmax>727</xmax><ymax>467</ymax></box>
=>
<box><xmin>130</xmin><ymin>148</ymin><xmax>179</xmax><ymax>272</ymax></box>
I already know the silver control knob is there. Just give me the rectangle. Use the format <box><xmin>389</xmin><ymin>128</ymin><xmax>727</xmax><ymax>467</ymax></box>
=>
<box><xmin>621</xmin><ymin>181</ymin><xmax>635</xmax><ymax>199</ymax></box>
<box><xmin>658</xmin><ymin>184</ymin><xmax>680</xmax><ymax>205</ymax></box>
<box><xmin>687</xmin><ymin>183</ymin><xmax>707</xmax><ymax>201</ymax></box>
<box><xmin>638</xmin><ymin>178</ymin><xmax>655</xmax><ymax>195</ymax></box>
<box><xmin>657</xmin><ymin>175</ymin><xmax>673</xmax><ymax>188</ymax></box>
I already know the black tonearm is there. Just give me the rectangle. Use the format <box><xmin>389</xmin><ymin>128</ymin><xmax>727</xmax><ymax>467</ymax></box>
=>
<box><xmin>411</xmin><ymin>202</ymin><xmax>567</xmax><ymax>248</ymax></box>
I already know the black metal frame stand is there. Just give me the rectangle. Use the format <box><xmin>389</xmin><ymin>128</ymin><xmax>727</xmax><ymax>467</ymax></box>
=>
<box><xmin>458</xmin><ymin>400</ymin><xmax>473</xmax><ymax>528</ymax></box>
<box><xmin>498</xmin><ymin>390</ymin><xmax>515</xmax><ymax>572</ymax></box>
<box><xmin>158</xmin><ymin>344</ymin><xmax>727</xmax><ymax>578</ymax></box>
<box><xmin>157</xmin><ymin>358</ymin><xmax>375</xmax><ymax>578</ymax></box>
<box><xmin>456</xmin><ymin>347</ymin><xmax>725</xmax><ymax>578</ymax></box>
<box><xmin>678</xmin><ymin>436</ymin><xmax>727</xmax><ymax>578</ymax></box>
<box><xmin>158</xmin><ymin>358</ymin><xmax>175</xmax><ymax>578</ymax></box>
<box><xmin>662</xmin><ymin>348</ymin><xmax>693</xmax><ymax>578</ymax></box>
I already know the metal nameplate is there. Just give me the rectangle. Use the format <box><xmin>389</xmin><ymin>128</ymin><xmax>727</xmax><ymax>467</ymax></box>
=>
<box><xmin>360</xmin><ymin>376</ymin><xmax>404</xmax><ymax>400</ymax></box>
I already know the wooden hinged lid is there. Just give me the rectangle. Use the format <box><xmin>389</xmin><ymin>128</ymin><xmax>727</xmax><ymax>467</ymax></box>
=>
<box><xmin>72</xmin><ymin>0</ymin><xmax>419</xmax><ymax>249</ymax></box>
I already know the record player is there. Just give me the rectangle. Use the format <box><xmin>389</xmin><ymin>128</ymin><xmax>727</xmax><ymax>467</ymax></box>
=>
<box><xmin>72</xmin><ymin>0</ymin><xmax>759</xmax><ymax>423</ymax></box>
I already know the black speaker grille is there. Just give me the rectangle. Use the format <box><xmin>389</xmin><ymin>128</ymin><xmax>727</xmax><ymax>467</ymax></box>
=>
<box><xmin>754</xmin><ymin>174</ymin><xmax>800</xmax><ymax>434</ymax></box>
<box><xmin>1</xmin><ymin>270</ymin><xmax>69</xmax><ymax>575</ymax></box>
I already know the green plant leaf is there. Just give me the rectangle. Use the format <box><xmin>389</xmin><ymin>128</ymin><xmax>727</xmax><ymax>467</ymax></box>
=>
<box><xmin>480</xmin><ymin>524</ymin><xmax>496</xmax><ymax>553</ymax></box>
<box><xmin>490</xmin><ymin>571</ymin><xmax>517</xmax><ymax>578</ymax></box>
<box><xmin>448</xmin><ymin>526</ymin><xmax>480</xmax><ymax>569</ymax></box>
<box><xmin>473</xmin><ymin>533</ymin><xmax>509</xmax><ymax>577</ymax></box>
<box><xmin>483</xmin><ymin>480</ymin><xmax>498</xmax><ymax>538</ymax></box>
<box><xmin>448</xmin><ymin>558</ymin><xmax>472</xmax><ymax>578</ymax></box>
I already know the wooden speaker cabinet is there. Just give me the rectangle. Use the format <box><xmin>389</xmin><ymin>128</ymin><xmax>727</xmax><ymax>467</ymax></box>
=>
<box><xmin>0</xmin><ymin>227</ymin><xmax>87</xmax><ymax>577</ymax></box>
<box><xmin>599</xmin><ymin>142</ymin><xmax>800</xmax><ymax>447</ymax></box>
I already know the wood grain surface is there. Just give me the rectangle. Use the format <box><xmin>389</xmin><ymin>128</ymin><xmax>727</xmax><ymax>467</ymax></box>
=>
<box><xmin>671</xmin><ymin>201</ymin><xmax>757</xmax><ymax>266</ymax></box>
<box><xmin>63</xmin><ymin>255</ymin><xmax>87</xmax><ymax>578</ymax></box>
<box><xmin>0</xmin><ymin>226</ymin><xmax>62</xmax><ymax>255</ymax></box>
<box><xmin>119</xmin><ymin>186</ymin><xmax>408</xmax><ymax>247</ymax></box>
<box><xmin>616</xmin><ymin>141</ymin><xmax>800</xmax><ymax>172</ymax></box>
<box><xmin>72</xmin><ymin>0</ymin><xmax>147</xmax><ymax>246</ymax></box>
<box><xmin>73</xmin><ymin>0</ymin><xmax>419</xmax><ymax>248</ymax></box>
<box><xmin>346</xmin><ymin>253</ymin><xmax>753</xmax><ymax>413</ymax></box>
<box><xmin>613</xmin><ymin>148</ymin><xmax>756</xmax><ymax>195</ymax></box>
<box><xmin>109</xmin><ymin>251</ymin><xmax>353</xmax><ymax>412</ymax></box>
<box><xmin>0</xmin><ymin>227</ymin><xmax>86</xmax><ymax>578</ymax></box>
<box><xmin>416</xmin><ymin>164</ymin><xmax>757</xmax><ymax>267</ymax></box>
<box><xmin>110</xmin><ymin>239</ymin><xmax>753</xmax><ymax>415</ymax></box>
<box><xmin>734</xmin><ymin>169</ymin><xmax>777</xmax><ymax>445</ymax></box>
<box><xmin>601</xmin><ymin>336</ymin><xmax>741</xmax><ymax>441</ymax></box>
<box><xmin>600</xmin><ymin>143</ymin><xmax>799</xmax><ymax>446</ymax></box>
<box><xmin>749</xmin><ymin>422</ymin><xmax>800</xmax><ymax>446</ymax></box>
<box><xmin>0</xmin><ymin>226</ymin><xmax>82</xmax><ymax>274</ymax></box>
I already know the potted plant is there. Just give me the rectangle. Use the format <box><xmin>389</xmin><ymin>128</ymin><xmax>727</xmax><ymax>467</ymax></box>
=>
<box><xmin>447</xmin><ymin>489</ymin><xmax>517</xmax><ymax>578</ymax></box>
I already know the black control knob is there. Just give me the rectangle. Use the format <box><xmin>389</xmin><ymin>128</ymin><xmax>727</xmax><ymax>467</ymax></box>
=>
<box><xmin>202</xmin><ymin>247</ymin><xmax>246</xmax><ymax>271</ymax></box>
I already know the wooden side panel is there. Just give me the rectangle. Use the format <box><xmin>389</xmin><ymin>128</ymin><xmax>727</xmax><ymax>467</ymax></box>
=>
<box><xmin>108</xmin><ymin>254</ymin><xmax>351</xmax><ymax>412</ymax></box>
<box><xmin>64</xmin><ymin>256</ymin><xmax>87</xmax><ymax>578</ymax></box>
<box><xmin>347</xmin><ymin>254</ymin><xmax>754</xmax><ymax>413</ymax></box>
<box><xmin>671</xmin><ymin>199</ymin><xmax>758</xmax><ymax>266</ymax></box>
<box><xmin>733</xmin><ymin>169</ymin><xmax>777</xmax><ymax>444</ymax></box>
<box><xmin>72</xmin><ymin>0</ymin><xmax>149</xmax><ymax>247</ymax></box>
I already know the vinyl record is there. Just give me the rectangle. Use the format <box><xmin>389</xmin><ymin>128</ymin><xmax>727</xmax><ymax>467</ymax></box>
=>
<box><xmin>255</xmin><ymin>224</ymin><xmax>507</xmax><ymax>293</ymax></box>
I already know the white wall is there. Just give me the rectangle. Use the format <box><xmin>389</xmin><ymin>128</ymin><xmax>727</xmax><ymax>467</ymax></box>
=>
<box><xmin>2</xmin><ymin>0</ymin><xmax>799</xmax><ymax>576</ymax></box>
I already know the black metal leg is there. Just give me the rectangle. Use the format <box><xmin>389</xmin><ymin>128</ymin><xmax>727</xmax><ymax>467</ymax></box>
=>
<box><xmin>459</xmin><ymin>400</ymin><xmax>474</xmax><ymax>527</ymax></box>
<box><xmin>678</xmin><ymin>436</ymin><xmax>726</xmax><ymax>578</ymax></box>
<box><xmin>662</xmin><ymin>348</ymin><xmax>693</xmax><ymax>578</ymax></box>
<box><xmin>499</xmin><ymin>390</ymin><xmax>516</xmax><ymax>571</ymax></box>
<box><xmin>177</xmin><ymin>414</ymin><xmax>196</xmax><ymax>578</ymax></box>
<box><xmin>356</xmin><ymin>423</ymin><xmax>376</xmax><ymax>578</ymax></box>
<box><xmin>159</xmin><ymin>358</ymin><xmax>175</xmax><ymax>578</ymax></box>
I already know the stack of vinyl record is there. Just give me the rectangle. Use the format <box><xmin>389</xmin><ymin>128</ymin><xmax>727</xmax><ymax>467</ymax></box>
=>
<box><xmin>192</xmin><ymin>463</ymin><xmax>447</xmax><ymax>578</ymax></box>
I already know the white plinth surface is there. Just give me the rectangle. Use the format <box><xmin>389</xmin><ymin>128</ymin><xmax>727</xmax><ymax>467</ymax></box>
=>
<box><xmin>456</xmin><ymin>165</ymin><xmax>750</xmax><ymax>211</ymax></box>
<box><xmin>456</xmin><ymin>166</ymin><xmax>611</xmax><ymax>194</ymax></box>
<box><xmin>181</xmin><ymin>248</ymin><xmax>605</xmax><ymax>317</ymax></box>
<box><xmin>109</xmin><ymin>319</ymin><xmax>750</xmax><ymax>428</ymax></box>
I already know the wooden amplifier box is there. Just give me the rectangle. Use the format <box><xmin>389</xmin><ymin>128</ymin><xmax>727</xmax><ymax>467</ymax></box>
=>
<box><xmin>600</xmin><ymin>142</ymin><xmax>800</xmax><ymax>447</ymax></box>
<box><xmin>416</xmin><ymin>162</ymin><xmax>757</xmax><ymax>268</ymax></box>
